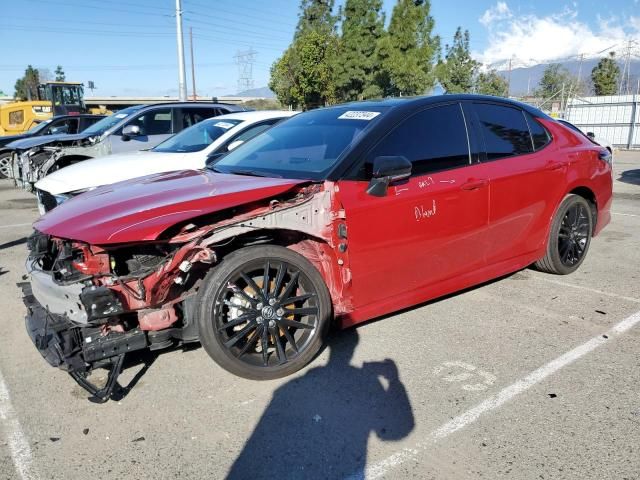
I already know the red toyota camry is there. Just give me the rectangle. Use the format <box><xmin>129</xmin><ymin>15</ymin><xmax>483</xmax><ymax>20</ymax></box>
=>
<box><xmin>22</xmin><ymin>95</ymin><xmax>612</xmax><ymax>401</ymax></box>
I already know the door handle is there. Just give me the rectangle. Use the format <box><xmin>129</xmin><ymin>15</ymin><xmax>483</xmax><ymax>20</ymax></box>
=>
<box><xmin>546</xmin><ymin>162</ymin><xmax>564</xmax><ymax>171</ymax></box>
<box><xmin>460</xmin><ymin>179</ymin><xmax>488</xmax><ymax>191</ymax></box>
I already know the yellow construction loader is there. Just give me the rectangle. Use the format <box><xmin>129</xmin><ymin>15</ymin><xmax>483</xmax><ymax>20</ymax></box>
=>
<box><xmin>0</xmin><ymin>82</ymin><xmax>108</xmax><ymax>136</ymax></box>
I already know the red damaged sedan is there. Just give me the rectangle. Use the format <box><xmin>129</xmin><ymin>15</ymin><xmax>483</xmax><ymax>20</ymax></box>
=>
<box><xmin>22</xmin><ymin>95</ymin><xmax>612</xmax><ymax>401</ymax></box>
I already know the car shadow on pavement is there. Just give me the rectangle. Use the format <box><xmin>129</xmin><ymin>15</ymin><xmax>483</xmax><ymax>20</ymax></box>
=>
<box><xmin>0</xmin><ymin>237</ymin><xmax>27</xmax><ymax>250</ymax></box>
<box><xmin>226</xmin><ymin>328</ymin><xmax>415</xmax><ymax>480</ymax></box>
<box><xmin>619</xmin><ymin>169</ymin><xmax>640</xmax><ymax>186</ymax></box>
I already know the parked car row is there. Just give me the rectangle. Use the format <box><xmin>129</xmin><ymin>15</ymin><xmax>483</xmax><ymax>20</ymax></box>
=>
<box><xmin>18</xmin><ymin>94</ymin><xmax>613</xmax><ymax>403</ymax></box>
<box><xmin>6</xmin><ymin>101</ymin><xmax>246</xmax><ymax>190</ymax></box>
<box><xmin>0</xmin><ymin>114</ymin><xmax>105</xmax><ymax>178</ymax></box>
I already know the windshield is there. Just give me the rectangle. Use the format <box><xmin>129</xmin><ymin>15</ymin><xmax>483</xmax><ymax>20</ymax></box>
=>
<box><xmin>153</xmin><ymin>118</ymin><xmax>243</xmax><ymax>153</ymax></box>
<box><xmin>212</xmin><ymin>106</ymin><xmax>387</xmax><ymax>180</ymax></box>
<box><xmin>82</xmin><ymin>105</ymin><xmax>144</xmax><ymax>136</ymax></box>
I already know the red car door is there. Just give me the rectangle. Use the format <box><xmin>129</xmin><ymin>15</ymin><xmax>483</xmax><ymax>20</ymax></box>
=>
<box><xmin>336</xmin><ymin>103</ymin><xmax>490</xmax><ymax>318</ymax></box>
<box><xmin>470</xmin><ymin>102</ymin><xmax>567</xmax><ymax>266</ymax></box>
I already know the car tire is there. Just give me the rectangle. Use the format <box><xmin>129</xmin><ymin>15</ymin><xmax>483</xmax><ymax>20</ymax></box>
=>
<box><xmin>196</xmin><ymin>244</ymin><xmax>332</xmax><ymax>380</ymax></box>
<box><xmin>535</xmin><ymin>194</ymin><xmax>593</xmax><ymax>275</ymax></box>
<box><xmin>0</xmin><ymin>152</ymin><xmax>11</xmax><ymax>179</ymax></box>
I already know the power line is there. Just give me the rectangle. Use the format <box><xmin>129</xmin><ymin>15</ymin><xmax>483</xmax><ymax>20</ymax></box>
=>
<box><xmin>24</xmin><ymin>0</ymin><xmax>173</xmax><ymax>18</ymax></box>
<box><xmin>184</xmin><ymin>0</ymin><xmax>297</xmax><ymax>28</ymax></box>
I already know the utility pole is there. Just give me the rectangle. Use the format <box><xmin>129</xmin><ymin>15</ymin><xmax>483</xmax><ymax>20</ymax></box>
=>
<box><xmin>190</xmin><ymin>27</ymin><xmax>196</xmax><ymax>101</ymax></box>
<box><xmin>175</xmin><ymin>0</ymin><xmax>188</xmax><ymax>101</ymax></box>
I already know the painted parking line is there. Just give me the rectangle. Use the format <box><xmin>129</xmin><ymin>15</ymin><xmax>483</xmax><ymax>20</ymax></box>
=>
<box><xmin>347</xmin><ymin>309</ymin><xmax>640</xmax><ymax>480</ymax></box>
<box><xmin>529</xmin><ymin>274</ymin><xmax>640</xmax><ymax>304</ymax></box>
<box><xmin>0</xmin><ymin>368</ymin><xmax>38</xmax><ymax>480</ymax></box>
<box><xmin>612</xmin><ymin>212</ymin><xmax>640</xmax><ymax>218</ymax></box>
<box><xmin>0</xmin><ymin>223</ymin><xmax>32</xmax><ymax>229</ymax></box>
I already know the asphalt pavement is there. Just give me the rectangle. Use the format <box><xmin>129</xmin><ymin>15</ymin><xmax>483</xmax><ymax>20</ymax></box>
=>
<box><xmin>0</xmin><ymin>152</ymin><xmax>639</xmax><ymax>480</ymax></box>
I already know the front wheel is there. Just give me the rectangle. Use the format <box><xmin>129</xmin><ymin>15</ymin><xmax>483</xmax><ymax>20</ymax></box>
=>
<box><xmin>535</xmin><ymin>194</ymin><xmax>593</xmax><ymax>275</ymax></box>
<box><xmin>196</xmin><ymin>245</ymin><xmax>332</xmax><ymax>380</ymax></box>
<box><xmin>0</xmin><ymin>152</ymin><xmax>11</xmax><ymax>179</ymax></box>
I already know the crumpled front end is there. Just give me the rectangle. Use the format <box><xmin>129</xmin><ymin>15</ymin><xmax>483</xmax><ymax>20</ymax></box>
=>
<box><xmin>21</xmin><ymin>229</ymin><xmax>211</xmax><ymax>401</ymax></box>
<box><xmin>22</xmin><ymin>181</ymin><xmax>353</xmax><ymax>402</ymax></box>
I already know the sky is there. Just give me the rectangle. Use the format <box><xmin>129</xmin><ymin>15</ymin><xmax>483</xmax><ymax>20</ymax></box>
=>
<box><xmin>0</xmin><ymin>0</ymin><xmax>639</xmax><ymax>97</ymax></box>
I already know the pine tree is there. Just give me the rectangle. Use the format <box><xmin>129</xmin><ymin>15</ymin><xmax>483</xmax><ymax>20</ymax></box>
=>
<box><xmin>334</xmin><ymin>0</ymin><xmax>386</xmax><ymax>101</ymax></box>
<box><xmin>54</xmin><ymin>65</ymin><xmax>65</xmax><ymax>82</ymax></box>
<box><xmin>475</xmin><ymin>69</ymin><xmax>508</xmax><ymax>96</ymax></box>
<box><xmin>536</xmin><ymin>63</ymin><xmax>581</xmax><ymax>99</ymax></box>
<box><xmin>14</xmin><ymin>65</ymin><xmax>40</xmax><ymax>100</ymax></box>
<box><xmin>591</xmin><ymin>52</ymin><xmax>620</xmax><ymax>96</ymax></box>
<box><xmin>437</xmin><ymin>27</ymin><xmax>479</xmax><ymax>93</ymax></box>
<box><xmin>269</xmin><ymin>0</ymin><xmax>338</xmax><ymax>109</ymax></box>
<box><xmin>377</xmin><ymin>0</ymin><xmax>440</xmax><ymax>96</ymax></box>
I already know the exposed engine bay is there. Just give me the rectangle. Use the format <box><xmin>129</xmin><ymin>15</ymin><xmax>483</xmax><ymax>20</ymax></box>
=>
<box><xmin>12</xmin><ymin>135</ymin><xmax>103</xmax><ymax>191</ymax></box>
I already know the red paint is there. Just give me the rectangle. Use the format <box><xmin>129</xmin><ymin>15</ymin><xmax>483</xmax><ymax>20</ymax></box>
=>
<box><xmin>36</xmin><ymin>118</ymin><xmax>612</xmax><ymax>331</ymax></box>
<box><xmin>34</xmin><ymin>169</ymin><xmax>306</xmax><ymax>245</ymax></box>
<box><xmin>334</xmin><ymin>118</ymin><xmax>611</xmax><ymax>326</ymax></box>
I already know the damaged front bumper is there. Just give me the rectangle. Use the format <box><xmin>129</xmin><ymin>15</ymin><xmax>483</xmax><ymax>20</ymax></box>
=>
<box><xmin>20</xmin><ymin>281</ymin><xmax>148</xmax><ymax>402</ymax></box>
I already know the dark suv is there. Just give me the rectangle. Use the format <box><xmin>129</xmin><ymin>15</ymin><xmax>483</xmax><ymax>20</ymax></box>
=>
<box><xmin>0</xmin><ymin>114</ymin><xmax>104</xmax><ymax>178</ymax></box>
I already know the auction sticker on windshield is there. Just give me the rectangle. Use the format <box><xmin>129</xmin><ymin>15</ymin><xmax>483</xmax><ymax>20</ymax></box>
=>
<box><xmin>214</xmin><ymin>122</ymin><xmax>235</xmax><ymax>129</ymax></box>
<box><xmin>338</xmin><ymin>111</ymin><xmax>381</xmax><ymax>121</ymax></box>
<box><xmin>115</xmin><ymin>113</ymin><xmax>129</xmax><ymax>118</ymax></box>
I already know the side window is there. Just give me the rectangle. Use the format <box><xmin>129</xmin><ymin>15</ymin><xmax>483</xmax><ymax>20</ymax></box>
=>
<box><xmin>47</xmin><ymin>118</ymin><xmax>78</xmax><ymax>134</ymax></box>
<box><xmin>367</xmin><ymin>103</ymin><xmax>470</xmax><ymax>176</ymax></box>
<box><xmin>525</xmin><ymin>113</ymin><xmax>551</xmax><ymax>151</ymax></box>
<box><xmin>222</xmin><ymin>120</ymin><xmax>279</xmax><ymax>152</ymax></box>
<box><xmin>179</xmin><ymin>108</ymin><xmax>221</xmax><ymax>130</ymax></box>
<box><xmin>474</xmin><ymin>103</ymin><xmax>533</xmax><ymax>160</ymax></box>
<box><xmin>128</xmin><ymin>108</ymin><xmax>172</xmax><ymax>135</ymax></box>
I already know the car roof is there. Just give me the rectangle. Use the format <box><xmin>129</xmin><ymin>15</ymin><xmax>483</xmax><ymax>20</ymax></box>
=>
<box><xmin>330</xmin><ymin>94</ymin><xmax>550</xmax><ymax>119</ymax></box>
<box><xmin>133</xmin><ymin>102</ymin><xmax>246</xmax><ymax>111</ymax></box>
<box><xmin>208</xmin><ymin>110</ymin><xmax>299</xmax><ymax>122</ymax></box>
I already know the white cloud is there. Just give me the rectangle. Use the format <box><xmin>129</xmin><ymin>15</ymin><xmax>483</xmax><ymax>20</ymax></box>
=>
<box><xmin>479</xmin><ymin>1</ymin><xmax>512</xmax><ymax>27</ymax></box>
<box><xmin>476</xmin><ymin>2</ymin><xmax>640</xmax><ymax>68</ymax></box>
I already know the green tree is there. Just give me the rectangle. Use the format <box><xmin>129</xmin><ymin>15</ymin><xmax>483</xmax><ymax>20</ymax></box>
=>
<box><xmin>437</xmin><ymin>27</ymin><xmax>479</xmax><ymax>93</ymax></box>
<box><xmin>377</xmin><ymin>0</ymin><xmax>439</xmax><ymax>96</ymax></box>
<box><xmin>295</xmin><ymin>0</ymin><xmax>336</xmax><ymax>36</ymax></box>
<box><xmin>591</xmin><ymin>52</ymin><xmax>620</xmax><ymax>96</ymax></box>
<box><xmin>14</xmin><ymin>65</ymin><xmax>40</xmax><ymax>100</ymax></box>
<box><xmin>475</xmin><ymin>69</ymin><xmax>508</xmax><ymax>96</ymax></box>
<box><xmin>536</xmin><ymin>63</ymin><xmax>582</xmax><ymax>99</ymax></box>
<box><xmin>334</xmin><ymin>0</ymin><xmax>386</xmax><ymax>101</ymax></box>
<box><xmin>54</xmin><ymin>65</ymin><xmax>65</xmax><ymax>82</ymax></box>
<box><xmin>269</xmin><ymin>0</ymin><xmax>338</xmax><ymax>109</ymax></box>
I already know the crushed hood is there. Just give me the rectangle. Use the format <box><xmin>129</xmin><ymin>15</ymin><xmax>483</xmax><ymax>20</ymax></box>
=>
<box><xmin>6</xmin><ymin>133</ymin><xmax>92</xmax><ymax>150</ymax></box>
<box><xmin>35</xmin><ymin>150</ymin><xmax>197</xmax><ymax>195</ymax></box>
<box><xmin>34</xmin><ymin>169</ymin><xmax>306</xmax><ymax>244</ymax></box>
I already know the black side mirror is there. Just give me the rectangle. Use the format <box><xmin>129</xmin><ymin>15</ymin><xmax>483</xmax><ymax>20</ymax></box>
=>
<box><xmin>586</xmin><ymin>132</ymin><xmax>595</xmax><ymax>139</ymax></box>
<box><xmin>366</xmin><ymin>156</ymin><xmax>412</xmax><ymax>197</ymax></box>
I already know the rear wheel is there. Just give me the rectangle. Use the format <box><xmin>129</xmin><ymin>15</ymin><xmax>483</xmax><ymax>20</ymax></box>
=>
<box><xmin>0</xmin><ymin>152</ymin><xmax>11</xmax><ymax>179</ymax></box>
<box><xmin>197</xmin><ymin>245</ymin><xmax>332</xmax><ymax>380</ymax></box>
<box><xmin>535</xmin><ymin>194</ymin><xmax>593</xmax><ymax>275</ymax></box>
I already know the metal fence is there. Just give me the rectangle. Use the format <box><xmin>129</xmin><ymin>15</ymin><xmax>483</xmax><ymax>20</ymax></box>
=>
<box><xmin>565</xmin><ymin>94</ymin><xmax>639</xmax><ymax>149</ymax></box>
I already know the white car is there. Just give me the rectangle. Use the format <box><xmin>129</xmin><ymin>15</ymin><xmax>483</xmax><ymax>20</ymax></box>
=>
<box><xmin>35</xmin><ymin>110</ymin><xmax>298</xmax><ymax>213</ymax></box>
<box><xmin>558</xmin><ymin>120</ymin><xmax>614</xmax><ymax>156</ymax></box>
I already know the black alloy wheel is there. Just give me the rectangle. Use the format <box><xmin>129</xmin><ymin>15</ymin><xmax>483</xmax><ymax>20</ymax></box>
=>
<box><xmin>557</xmin><ymin>202</ymin><xmax>590</xmax><ymax>267</ymax></box>
<box><xmin>535</xmin><ymin>194</ymin><xmax>593</xmax><ymax>275</ymax></box>
<box><xmin>197</xmin><ymin>245</ymin><xmax>331</xmax><ymax>380</ymax></box>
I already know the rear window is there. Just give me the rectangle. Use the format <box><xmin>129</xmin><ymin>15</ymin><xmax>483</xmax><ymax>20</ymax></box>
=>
<box><xmin>526</xmin><ymin>113</ymin><xmax>551</xmax><ymax>151</ymax></box>
<box><xmin>474</xmin><ymin>103</ymin><xmax>533</xmax><ymax>160</ymax></box>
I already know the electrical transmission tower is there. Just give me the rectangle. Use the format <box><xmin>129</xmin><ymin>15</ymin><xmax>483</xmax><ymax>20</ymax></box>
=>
<box><xmin>619</xmin><ymin>38</ymin><xmax>639</xmax><ymax>95</ymax></box>
<box><xmin>234</xmin><ymin>49</ymin><xmax>257</xmax><ymax>93</ymax></box>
